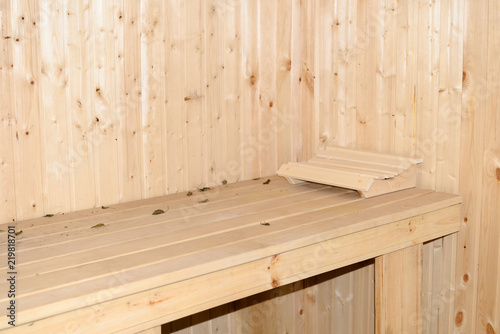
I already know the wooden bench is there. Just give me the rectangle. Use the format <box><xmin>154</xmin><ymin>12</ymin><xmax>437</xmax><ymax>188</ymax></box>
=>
<box><xmin>0</xmin><ymin>176</ymin><xmax>461</xmax><ymax>333</ymax></box>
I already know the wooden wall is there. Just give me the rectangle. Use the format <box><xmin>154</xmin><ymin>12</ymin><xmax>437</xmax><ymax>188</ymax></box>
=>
<box><xmin>0</xmin><ymin>0</ymin><xmax>499</xmax><ymax>333</ymax></box>
<box><xmin>458</xmin><ymin>0</ymin><xmax>500</xmax><ymax>333</ymax></box>
<box><xmin>0</xmin><ymin>0</ymin><xmax>306</xmax><ymax>222</ymax></box>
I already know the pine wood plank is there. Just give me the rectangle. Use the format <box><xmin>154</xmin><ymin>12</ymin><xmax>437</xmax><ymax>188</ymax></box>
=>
<box><xmin>223</xmin><ymin>0</ymin><xmax>242</xmax><ymax>184</ymax></box>
<box><xmin>11</xmin><ymin>0</ymin><xmax>45</xmax><ymax>220</ymax></box>
<box><xmin>475</xmin><ymin>0</ymin><xmax>500</xmax><ymax>331</ymax></box>
<box><xmin>278</xmin><ymin>163</ymin><xmax>375</xmax><ymax>191</ymax></box>
<box><xmin>0</xmin><ymin>176</ymin><xmax>291</xmax><ymax>231</ymax></box>
<box><xmin>0</xmin><ymin>0</ymin><xmax>16</xmax><ymax>224</ymax></box>
<box><xmin>291</xmin><ymin>0</ymin><xmax>302</xmax><ymax>164</ymax></box>
<box><xmin>358</xmin><ymin>165</ymin><xmax>417</xmax><ymax>198</ymax></box>
<box><xmin>307</xmin><ymin>157</ymin><xmax>403</xmax><ymax>177</ymax></box>
<box><xmin>4</xmin><ymin>190</ymin><xmax>458</xmax><ymax>318</ymax></box>
<box><xmin>376</xmin><ymin>243</ymin><xmax>423</xmax><ymax>334</ymax></box>
<box><xmin>276</xmin><ymin>0</ymin><xmax>293</xmax><ymax>168</ymax></box>
<box><xmin>0</xmin><ymin>177</ymin><xmax>298</xmax><ymax>246</ymax></box>
<box><xmin>240</xmin><ymin>0</ymin><xmax>260</xmax><ymax>179</ymax></box>
<box><xmin>334</xmin><ymin>271</ymin><xmax>355</xmax><ymax>333</ymax></box>
<box><xmin>393</xmin><ymin>0</ymin><xmax>412</xmax><ymax>156</ymax></box>
<box><xmin>354</xmin><ymin>0</ymin><xmax>366</xmax><ymax>150</ymax></box>
<box><xmin>141</xmin><ymin>0</ymin><xmax>166</xmax><ymax>198</ymax></box>
<box><xmin>258</xmin><ymin>0</ymin><xmax>277</xmax><ymax>177</ymax></box>
<box><xmin>39</xmin><ymin>0</ymin><xmax>71</xmax><ymax>215</ymax></box>
<box><xmin>165</xmin><ymin>0</ymin><xmax>186</xmax><ymax>193</ymax></box>
<box><xmin>5</xmin><ymin>190</ymin><xmax>357</xmax><ymax>295</ymax></box>
<box><xmin>11</xmin><ymin>187</ymin><xmax>344</xmax><ymax>277</ymax></box>
<box><xmin>453</xmin><ymin>0</ymin><xmax>488</xmax><ymax>332</ymax></box>
<box><xmin>64</xmin><ymin>0</ymin><xmax>96</xmax><ymax>211</ymax></box>
<box><xmin>415</xmin><ymin>0</ymin><xmax>436</xmax><ymax>190</ymax></box>
<box><xmin>206</xmin><ymin>0</ymin><xmax>225</xmax><ymax>185</ymax></box>
<box><xmin>9</xmin><ymin>202</ymin><xmax>459</xmax><ymax>332</ymax></box>
<box><xmin>319</xmin><ymin>146</ymin><xmax>421</xmax><ymax>168</ymax></box>
<box><xmin>300</xmin><ymin>161</ymin><xmax>386</xmax><ymax>179</ymax></box>
<box><xmin>91</xmin><ymin>0</ymin><xmax>121</xmax><ymax>206</ymax></box>
<box><xmin>380</xmin><ymin>0</ymin><xmax>397</xmax><ymax>153</ymax></box>
<box><xmin>373</xmin><ymin>0</ymin><xmax>385</xmax><ymax>153</ymax></box>
<box><xmin>333</xmin><ymin>0</ymin><xmax>347</xmax><ymax>148</ymax></box>
<box><xmin>345</xmin><ymin>0</ymin><xmax>357</xmax><ymax>148</ymax></box>
<box><xmin>352</xmin><ymin>263</ymin><xmax>375</xmax><ymax>334</ymax></box>
<box><xmin>301</xmin><ymin>0</ymin><xmax>316</xmax><ymax>160</ymax></box>
<box><xmin>317</xmin><ymin>0</ymin><xmax>334</xmax><ymax>150</ymax></box>
<box><xmin>122</xmin><ymin>0</ymin><xmax>144</xmax><ymax>202</ymax></box>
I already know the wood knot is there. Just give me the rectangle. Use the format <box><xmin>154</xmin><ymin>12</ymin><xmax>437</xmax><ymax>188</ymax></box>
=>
<box><xmin>496</xmin><ymin>167</ymin><xmax>500</xmax><ymax>181</ymax></box>
<box><xmin>269</xmin><ymin>101</ymin><xmax>273</xmax><ymax>107</ymax></box>
<box><xmin>285</xmin><ymin>59</ymin><xmax>292</xmax><ymax>71</ymax></box>
<box><xmin>463</xmin><ymin>273</ymin><xmax>469</xmax><ymax>283</ymax></box>
<box><xmin>250</xmin><ymin>75</ymin><xmax>256</xmax><ymax>86</ymax></box>
<box><xmin>271</xmin><ymin>278</ymin><xmax>281</xmax><ymax>288</ymax></box>
<box><xmin>455</xmin><ymin>311</ymin><xmax>463</xmax><ymax>327</ymax></box>
<box><xmin>462</xmin><ymin>71</ymin><xmax>466</xmax><ymax>82</ymax></box>
<box><xmin>487</xmin><ymin>323</ymin><xmax>496</xmax><ymax>334</ymax></box>
<box><xmin>463</xmin><ymin>216</ymin><xmax>468</xmax><ymax>223</ymax></box>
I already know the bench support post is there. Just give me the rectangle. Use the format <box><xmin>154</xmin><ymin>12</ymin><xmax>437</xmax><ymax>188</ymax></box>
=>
<box><xmin>375</xmin><ymin>243</ymin><xmax>423</xmax><ymax>334</ymax></box>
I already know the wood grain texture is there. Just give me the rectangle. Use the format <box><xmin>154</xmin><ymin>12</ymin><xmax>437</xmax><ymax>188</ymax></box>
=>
<box><xmin>0</xmin><ymin>0</ymin><xmax>497</xmax><ymax>333</ymax></box>
<box><xmin>376</xmin><ymin>244</ymin><xmax>423</xmax><ymax>334</ymax></box>
<box><xmin>1</xmin><ymin>0</ymin><xmax>302</xmax><ymax>220</ymax></box>
<box><xmin>473</xmin><ymin>0</ymin><xmax>500</xmax><ymax>332</ymax></box>
<box><xmin>1</xmin><ymin>177</ymin><xmax>460</xmax><ymax>332</ymax></box>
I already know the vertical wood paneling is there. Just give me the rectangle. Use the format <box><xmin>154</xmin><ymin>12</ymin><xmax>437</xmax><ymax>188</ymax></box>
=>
<box><xmin>65</xmin><ymin>0</ymin><xmax>96</xmax><ymax>211</ymax></box>
<box><xmin>92</xmin><ymin>0</ymin><xmax>120</xmax><ymax>206</ymax></box>
<box><xmin>381</xmin><ymin>0</ymin><xmax>396</xmax><ymax>153</ymax></box>
<box><xmin>258</xmin><ymin>0</ymin><xmax>277</xmax><ymax>177</ymax></box>
<box><xmin>454</xmin><ymin>0</ymin><xmax>488</xmax><ymax>332</ymax></box>
<box><xmin>291</xmin><ymin>0</ymin><xmax>302</xmax><ymax>163</ymax></box>
<box><xmin>300</xmin><ymin>0</ymin><xmax>315</xmax><ymax>160</ymax></box>
<box><xmin>2</xmin><ymin>1</ymin><xmax>498</xmax><ymax>333</ymax></box>
<box><xmin>334</xmin><ymin>0</ymin><xmax>347</xmax><ymax>147</ymax></box>
<box><xmin>332</xmin><ymin>273</ymin><xmax>354</xmax><ymax>333</ymax></box>
<box><xmin>165</xmin><ymin>0</ymin><xmax>186</xmax><ymax>193</ymax></box>
<box><xmin>276</xmin><ymin>0</ymin><xmax>293</xmax><ymax>168</ymax></box>
<box><xmin>141</xmin><ymin>0</ymin><xmax>166</xmax><ymax>198</ymax></box>
<box><xmin>10</xmin><ymin>0</ymin><xmax>44</xmax><ymax>219</ymax></box>
<box><xmin>240</xmin><ymin>0</ymin><xmax>259</xmax><ymax>179</ymax></box>
<box><xmin>39</xmin><ymin>0</ymin><xmax>70</xmax><ymax>214</ymax></box>
<box><xmin>0</xmin><ymin>0</ymin><xmax>16</xmax><ymax>223</ymax></box>
<box><xmin>475</xmin><ymin>0</ymin><xmax>500</xmax><ymax>332</ymax></box>
<box><xmin>184</xmin><ymin>0</ymin><xmax>206</xmax><ymax>189</ymax></box>
<box><xmin>223</xmin><ymin>0</ymin><xmax>241</xmax><ymax>183</ymax></box>
<box><xmin>317</xmin><ymin>0</ymin><xmax>333</xmax><ymax>149</ymax></box>
<box><xmin>206</xmin><ymin>0</ymin><xmax>225</xmax><ymax>184</ymax></box>
<box><xmin>122</xmin><ymin>0</ymin><xmax>143</xmax><ymax>201</ymax></box>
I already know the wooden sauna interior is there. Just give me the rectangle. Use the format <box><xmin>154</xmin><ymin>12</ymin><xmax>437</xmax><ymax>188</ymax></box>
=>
<box><xmin>0</xmin><ymin>0</ymin><xmax>498</xmax><ymax>333</ymax></box>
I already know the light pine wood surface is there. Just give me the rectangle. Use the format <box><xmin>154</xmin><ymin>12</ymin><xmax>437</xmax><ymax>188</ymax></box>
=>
<box><xmin>0</xmin><ymin>0</ymin><xmax>498</xmax><ymax>333</ymax></box>
<box><xmin>0</xmin><ymin>176</ymin><xmax>460</xmax><ymax>333</ymax></box>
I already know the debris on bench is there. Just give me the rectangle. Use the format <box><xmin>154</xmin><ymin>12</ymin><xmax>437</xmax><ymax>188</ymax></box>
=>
<box><xmin>152</xmin><ymin>209</ymin><xmax>166</xmax><ymax>215</ymax></box>
<box><xmin>278</xmin><ymin>147</ymin><xmax>422</xmax><ymax>198</ymax></box>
